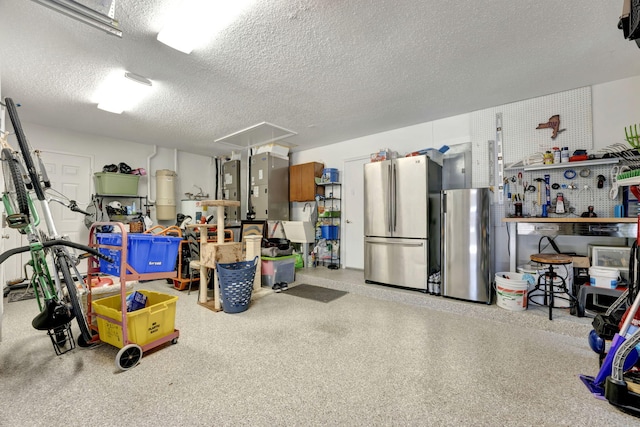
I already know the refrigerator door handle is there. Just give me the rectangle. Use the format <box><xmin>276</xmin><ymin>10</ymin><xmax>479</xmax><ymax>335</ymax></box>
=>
<box><xmin>367</xmin><ymin>239</ymin><xmax>424</xmax><ymax>247</ymax></box>
<box><xmin>392</xmin><ymin>163</ymin><xmax>397</xmax><ymax>232</ymax></box>
<box><xmin>388</xmin><ymin>164</ymin><xmax>393</xmax><ymax>233</ymax></box>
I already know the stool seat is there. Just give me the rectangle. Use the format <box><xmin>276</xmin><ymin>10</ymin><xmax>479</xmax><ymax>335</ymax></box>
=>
<box><xmin>530</xmin><ymin>253</ymin><xmax>572</xmax><ymax>265</ymax></box>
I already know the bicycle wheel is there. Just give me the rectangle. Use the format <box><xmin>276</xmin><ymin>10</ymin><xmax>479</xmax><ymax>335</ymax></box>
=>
<box><xmin>4</xmin><ymin>98</ymin><xmax>45</xmax><ymax>201</ymax></box>
<box><xmin>1</xmin><ymin>148</ymin><xmax>30</xmax><ymax>221</ymax></box>
<box><xmin>56</xmin><ymin>250</ymin><xmax>92</xmax><ymax>343</ymax></box>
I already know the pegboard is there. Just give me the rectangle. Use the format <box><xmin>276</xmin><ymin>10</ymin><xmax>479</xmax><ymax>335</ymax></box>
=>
<box><xmin>467</xmin><ymin>86</ymin><xmax>616</xmax><ymax>223</ymax></box>
<box><xmin>500</xmin><ymin>164</ymin><xmax>618</xmax><ymax>219</ymax></box>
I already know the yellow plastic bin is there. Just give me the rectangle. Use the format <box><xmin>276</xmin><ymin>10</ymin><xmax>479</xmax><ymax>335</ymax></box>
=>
<box><xmin>92</xmin><ymin>290</ymin><xmax>177</xmax><ymax>348</ymax></box>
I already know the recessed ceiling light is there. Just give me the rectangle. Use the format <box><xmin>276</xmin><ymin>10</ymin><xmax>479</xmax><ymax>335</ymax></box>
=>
<box><xmin>95</xmin><ymin>71</ymin><xmax>153</xmax><ymax>114</ymax></box>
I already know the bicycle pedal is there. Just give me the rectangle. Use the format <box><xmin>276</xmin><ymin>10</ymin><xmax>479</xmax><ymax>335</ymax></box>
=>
<box><xmin>6</xmin><ymin>213</ymin><xmax>29</xmax><ymax>229</ymax></box>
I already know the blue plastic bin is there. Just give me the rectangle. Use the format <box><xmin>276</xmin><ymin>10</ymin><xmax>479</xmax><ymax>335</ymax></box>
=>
<box><xmin>320</xmin><ymin>225</ymin><xmax>339</xmax><ymax>240</ymax></box>
<box><xmin>216</xmin><ymin>257</ymin><xmax>259</xmax><ymax>314</ymax></box>
<box><xmin>322</xmin><ymin>168</ymin><xmax>339</xmax><ymax>182</ymax></box>
<box><xmin>97</xmin><ymin>233</ymin><xmax>181</xmax><ymax>275</ymax></box>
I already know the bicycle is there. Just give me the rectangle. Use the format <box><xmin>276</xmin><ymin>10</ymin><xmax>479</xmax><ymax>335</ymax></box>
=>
<box><xmin>1</xmin><ymin>97</ymin><xmax>113</xmax><ymax>355</ymax></box>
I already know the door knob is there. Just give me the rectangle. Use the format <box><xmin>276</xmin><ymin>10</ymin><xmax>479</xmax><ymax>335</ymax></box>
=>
<box><xmin>1</xmin><ymin>234</ymin><xmax>10</xmax><ymax>239</ymax></box>
<box><xmin>346</xmin><ymin>220</ymin><xmax>352</xmax><ymax>224</ymax></box>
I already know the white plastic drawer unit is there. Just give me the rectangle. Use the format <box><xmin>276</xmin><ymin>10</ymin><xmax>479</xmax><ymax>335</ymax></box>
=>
<box><xmin>590</xmin><ymin>246</ymin><xmax>631</xmax><ymax>271</ymax></box>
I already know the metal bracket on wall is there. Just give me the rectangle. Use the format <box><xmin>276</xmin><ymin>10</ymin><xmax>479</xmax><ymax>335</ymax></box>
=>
<box><xmin>488</xmin><ymin>139</ymin><xmax>495</xmax><ymax>196</ymax></box>
<box><xmin>495</xmin><ymin>113</ymin><xmax>505</xmax><ymax>205</ymax></box>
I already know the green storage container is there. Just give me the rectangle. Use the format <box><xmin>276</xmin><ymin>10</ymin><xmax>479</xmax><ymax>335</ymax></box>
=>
<box><xmin>94</xmin><ymin>172</ymin><xmax>140</xmax><ymax>196</ymax></box>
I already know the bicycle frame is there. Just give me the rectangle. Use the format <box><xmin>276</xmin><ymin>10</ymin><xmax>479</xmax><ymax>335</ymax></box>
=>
<box><xmin>1</xmin><ymin>97</ymin><xmax>101</xmax><ymax>354</ymax></box>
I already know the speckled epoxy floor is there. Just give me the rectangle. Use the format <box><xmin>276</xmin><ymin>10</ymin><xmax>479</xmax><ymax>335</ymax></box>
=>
<box><xmin>1</xmin><ymin>269</ymin><xmax>637</xmax><ymax>426</ymax></box>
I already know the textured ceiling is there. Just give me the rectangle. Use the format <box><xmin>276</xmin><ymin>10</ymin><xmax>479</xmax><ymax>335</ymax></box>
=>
<box><xmin>1</xmin><ymin>0</ymin><xmax>640</xmax><ymax>157</ymax></box>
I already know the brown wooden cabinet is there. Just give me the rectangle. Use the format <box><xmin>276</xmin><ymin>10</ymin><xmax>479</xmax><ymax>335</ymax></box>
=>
<box><xmin>289</xmin><ymin>162</ymin><xmax>324</xmax><ymax>202</ymax></box>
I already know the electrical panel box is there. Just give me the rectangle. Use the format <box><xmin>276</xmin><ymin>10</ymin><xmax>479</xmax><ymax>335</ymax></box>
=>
<box><xmin>223</xmin><ymin>160</ymin><xmax>241</xmax><ymax>222</ymax></box>
<box><xmin>250</xmin><ymin>153</ymin><xmax>289</xmax><ymax>220</ymax></box>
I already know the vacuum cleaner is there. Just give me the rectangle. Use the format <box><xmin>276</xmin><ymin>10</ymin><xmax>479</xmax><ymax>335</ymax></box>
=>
<box><xmin>580</xmin><ymin>221</ymin><xmax>640</xmax><ymax>415</ymax></box>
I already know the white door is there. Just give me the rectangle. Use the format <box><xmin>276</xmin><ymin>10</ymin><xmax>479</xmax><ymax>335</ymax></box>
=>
<box><xmin>2</xmin><ymin>151</ymin><xmax>93</xmax><ymax>285</ymax></box>
<box><xmin>39</xmin><ymin>151</ymin><xmax>93</xmax><ymax>270</ymax></box>
<box><xmin>343</xmin><ymin>156</ymin><xmax>369</xmax><ymax>269</ymax></box>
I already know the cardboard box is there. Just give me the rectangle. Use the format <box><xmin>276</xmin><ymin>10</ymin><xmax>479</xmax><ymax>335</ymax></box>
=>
<box><xmin>571</xmin><ymin>256</ymin><xmax>590</xmax><ymax>269</ymax></box>
<box><xmin>126</xmin><ymin>291</ymin><xmax>147</xmax><ymax>312</ymax></box>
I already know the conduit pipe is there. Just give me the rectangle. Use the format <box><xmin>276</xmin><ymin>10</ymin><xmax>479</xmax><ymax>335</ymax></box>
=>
<box><xmin>146</xmin><ymin>145</ymin><xmax>158</xmax><ymax>203</ymax></box>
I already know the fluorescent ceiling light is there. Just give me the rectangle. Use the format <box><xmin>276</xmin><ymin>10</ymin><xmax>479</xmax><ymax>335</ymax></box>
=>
<box><xmin>32</xmin><ymin>0</ymin><xmax>122</xmax><ymax>37</ymax></box>
<box><xmin>157</xmin><ymin>0</ymin><xmax>255</xmax><ymax>54</ymax></box>
<box><xmin>95</xmin><ymin>72</ymin><xmax>153</xmax><ymax>114</ymax></box>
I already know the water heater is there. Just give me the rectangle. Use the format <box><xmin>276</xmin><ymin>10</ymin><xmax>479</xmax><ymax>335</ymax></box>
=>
<box><xmin>156</xmin><ymin>169</ymin><xmax>177</xmax><ymax>220</ymax></box>
<box><xmin>180</xmin><ymin>199</ymin><xmax>212</xmax><ymax>223</ymax></box>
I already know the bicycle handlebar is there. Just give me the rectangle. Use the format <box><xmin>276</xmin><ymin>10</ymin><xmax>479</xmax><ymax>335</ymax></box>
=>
<box><xmin>68</xmin><ymin>200</ymin><xmax>90</xmax><ymax>216</ymax></box>
<box><xmin>47</xmin><ymin>195</ymin><xmax>90</xmax><ymax>216</ymax></box>
<box><xmin>0</xmin><ymin>239</ymin><xmax>114</xmax><ymax>265</ymax></box>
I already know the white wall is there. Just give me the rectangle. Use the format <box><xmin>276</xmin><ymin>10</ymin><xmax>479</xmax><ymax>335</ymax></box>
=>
<box><xmin>291</xmin><ymin>113</ymin><xmax>471</xmax><ymax>167</ymax></box>
<box><xmin>3</xmin><ymin>75</ymin><xmax>640</xmax><ymax>277</ymax></box>
<box><xmin>592</xmin><ymin>75</ymin><xmax>640</xmax><ymax>149</ymax></box>
<box><xmin>288</xmin><ymin>114</ymin><xmax>470</xmax><ymax>222</ymax></box>
<box><xmin>291</xmin><ymin>75</ymin><xmax>640</xmax><ymax>275</ymax></box>
<box><xmin>15</xmin><ymin>123</ymin><xmax>218</xmax><ymax>227</ymax></box>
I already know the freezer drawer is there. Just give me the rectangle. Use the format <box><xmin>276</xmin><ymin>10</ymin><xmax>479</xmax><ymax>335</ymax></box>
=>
<box><xmin>364</xmin><ymin>237</ymin><xmax>428</xmax><ymax>290</ymax></box>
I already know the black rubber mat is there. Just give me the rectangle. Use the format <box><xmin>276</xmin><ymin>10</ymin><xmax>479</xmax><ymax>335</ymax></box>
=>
<box><xmin>283</xmin><ymin>284</ymin><xmax>347</xmax><ymax>303</ymax></box>
<box><xmin>7</xmin><ymin>288</ymin><xmax>37</xmax><ymax>303</ymax></box>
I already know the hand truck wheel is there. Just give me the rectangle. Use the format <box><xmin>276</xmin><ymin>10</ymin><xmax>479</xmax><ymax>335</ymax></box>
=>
<box><xmin>115</xmin><ymin>344</ymin><xmax>143</xmax><ymax>370</ymax></box>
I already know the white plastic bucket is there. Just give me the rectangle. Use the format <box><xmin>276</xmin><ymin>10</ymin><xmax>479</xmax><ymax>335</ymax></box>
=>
<box><xmin>589</xmin><ymin>266</ymin><xmax>619</xmax><ymax>289</ymax></box>
<box><xmin>495</xmin><ymin>272</ymin><xmax>528</xmax><ymax>311</ymax></box>
<box><xmin>518</xmin><ymin>262</ymin><xmax>573</xmax><ymax>308</ymax></box>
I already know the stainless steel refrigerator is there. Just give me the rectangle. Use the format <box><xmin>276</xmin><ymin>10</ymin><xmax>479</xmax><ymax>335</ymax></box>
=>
<box><xmin>364</xmin><ymin>155</ymin><xmax>441</xmax><ymax>291</ymax></box>
<box><xmin>441</xmin><ymin>188</ymin><xmax>492</xmax><ymax>303</ymax></box>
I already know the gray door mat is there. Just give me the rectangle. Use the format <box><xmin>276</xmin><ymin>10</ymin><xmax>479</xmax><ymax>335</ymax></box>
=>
<box><xmin>283</xmin><ymin>284</ymin><xmax>347</xmax><ymax>303</ymax></box>
<box><xmin>7</xmin><ymin>288</ymin><xmax>37</xmax><ymax>303</ymax></box>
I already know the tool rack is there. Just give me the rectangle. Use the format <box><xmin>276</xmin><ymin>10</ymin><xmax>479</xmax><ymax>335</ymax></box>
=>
<box><xmin>85</xmin><ymin>222</ymin><xmax>180</xmax><ymax>370</ymax></box>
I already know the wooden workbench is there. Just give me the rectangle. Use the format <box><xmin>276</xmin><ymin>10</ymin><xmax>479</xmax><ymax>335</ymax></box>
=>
<box><xmin>502</xmin><ymin>217</ymin><xmax>638</xmax><ymax>271</ymax></box>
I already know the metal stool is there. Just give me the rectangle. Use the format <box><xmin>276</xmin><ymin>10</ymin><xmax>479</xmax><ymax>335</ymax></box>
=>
<box><xmin>528</xmin><ymin>253</ymin><xmax>576</xmax><ymax>320</ymax></box>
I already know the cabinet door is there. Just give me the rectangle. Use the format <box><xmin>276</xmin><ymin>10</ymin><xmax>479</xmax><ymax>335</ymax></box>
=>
<box><xmin>289</xmin><ymin>162</ymin><xmax>324</xmax><ymax>202</ymax></box>
<box><xmin>313</xmin><ymin>162</ymin><xmax>325</xmax><ymax>199</ymax></box>
<box><xmin>289</xmin><ymin>164</ymin><xmax>303</xmax><ymax>202</ymax></box>
<box><xmin>299</xmin><ymin>163</ymin><xmax>319</xmax><ymax>201</ymax></box>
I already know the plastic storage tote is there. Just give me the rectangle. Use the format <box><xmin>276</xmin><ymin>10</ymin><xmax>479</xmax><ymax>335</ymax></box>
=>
<box><xmin>97</xmin><ymin>233</ymin><xmax>181</xmax><ymax>275</ymax></box>
<box><xmin>320</xmin><ymin>225</ymin><xmax>339</xmax><ymax>240</ymax></box>
<box><xmin>322</xmin><ymin>168</ymin><xmax>339</xmax><ymax>182</ymax></box>
<box><xmin>261</xmin><ymin>255</ymin><xmax>296</xmax><ymax>287</ymax></box>
<box><xmin>92</xmin><ymin>290</ymin><xmax>178</xmax><ymax>348</ymax></box>
<box><xmin>94</xmin><ymin>172</ymin><xmax>140</xmax><ymax>196</ymax></box>
<box><xmin>217</xmin><ymin>257</ymin><xmax>259</xmax><ymax>314</ymax></box>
